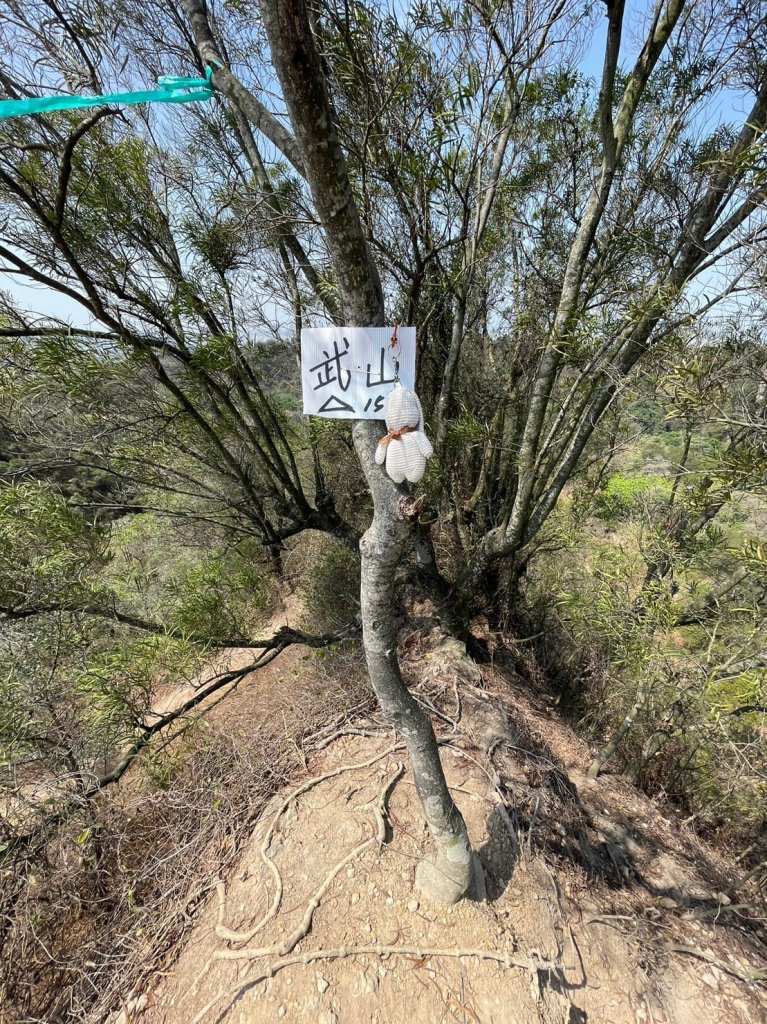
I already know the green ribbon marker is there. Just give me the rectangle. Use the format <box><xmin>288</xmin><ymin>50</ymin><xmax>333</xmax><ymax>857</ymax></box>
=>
<box><xmin>0</xmin><ymin>66</ymin><xmax>217</xmax><ymax>120</ymax></box>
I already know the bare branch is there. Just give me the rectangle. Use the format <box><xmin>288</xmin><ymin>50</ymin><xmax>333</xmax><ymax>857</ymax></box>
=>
<box><xmin>179</xmin><ymin>0</ymin><xmax>306</xmax><ymax>178</ymax></box>
<box><xmin>54</xmin><ymin>108</ymin><xmax>118</xmax><ymax>229</ymax></box>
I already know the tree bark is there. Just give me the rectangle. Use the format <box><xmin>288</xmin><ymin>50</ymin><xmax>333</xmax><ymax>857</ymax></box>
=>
<box><xmin>589</xmin><ymin>677</ymin><xmax>649</xmax><ymax>779</ymax></box>
<box><xmin>180</xmin><ymin>0</ymin><xmax>307</xmax><ymax>177</ymax></box>
<box><xmin>258</xmin><ymin>0</ymin><xmax>482</xmax><ymax>902</ymax></box>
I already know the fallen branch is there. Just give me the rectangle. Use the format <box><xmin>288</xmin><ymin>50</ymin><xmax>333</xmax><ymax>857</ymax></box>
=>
<box><xmin>674</xmin><ymin>568</ymin><xmax>750</xmax><ymax>626</ymax></box>
<box><xmin>0</xmin><ymin>601</ymin><xmax>360</xmax><ymax>650</ymax></box>
<box><xmin>711</xmin><ymin>655</ymin><xmax>767</xmax><ymax>683</ymax></box>
<box><xmin>724</xmin><ymin>704</ymin><xmax>767</xmax><ymax>717</ymax></box>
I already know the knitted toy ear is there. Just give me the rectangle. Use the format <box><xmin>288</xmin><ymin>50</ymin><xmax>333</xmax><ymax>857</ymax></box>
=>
<box><xmin>385</xmin><ymin>383</ymin><xmax>422</xmax><ymax>430</ymax></box>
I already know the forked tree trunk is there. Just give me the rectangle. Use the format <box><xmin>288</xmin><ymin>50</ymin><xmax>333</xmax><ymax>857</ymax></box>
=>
<box><xmin>258</xmin><ymin>0</ymin><xmax>483</xmax><ymax>902</ymax></box>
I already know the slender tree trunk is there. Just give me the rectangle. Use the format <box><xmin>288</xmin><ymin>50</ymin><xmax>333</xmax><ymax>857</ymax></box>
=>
<box><xmin>668</xmin><ymin>424</ymin><xmax>692</xmax><ymax>510</ymax></box>
<box><xmin>461</xmin><ymin>0</ymin><xmax>688</xmax><ymax>573</ymax></box>
<box><xmin>589</xmin><ymin>676</ymin><xmax>650</xmax><ymax>779</ymax></box>
<box><xmin>354</xmin><ymin>422</ymin><xmax>483</xmax><ymax>902</ymax></box>
<box><xmin>258</xmin><ymin>0</ymin><xmax>482</xmax><ymax>902</ymax></box>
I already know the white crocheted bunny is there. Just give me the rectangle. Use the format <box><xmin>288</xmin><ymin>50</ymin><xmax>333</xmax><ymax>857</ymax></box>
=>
<box><xmin>375</xmin><ymin>383</ymin><xmax>433</xmax><ymax>483</ymax></box>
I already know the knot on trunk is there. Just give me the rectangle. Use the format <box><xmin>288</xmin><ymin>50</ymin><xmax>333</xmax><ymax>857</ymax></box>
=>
<box><xmin>399</xmin><ymin>494</ymin><xmax>426</xmax><ymax>523</ymax></box>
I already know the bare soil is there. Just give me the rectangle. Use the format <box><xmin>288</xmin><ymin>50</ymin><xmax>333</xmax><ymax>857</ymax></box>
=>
<box><xmin>114</xmin><ymin>630</ymin><xmax>767</xmax><ymax>1024</ymax></box>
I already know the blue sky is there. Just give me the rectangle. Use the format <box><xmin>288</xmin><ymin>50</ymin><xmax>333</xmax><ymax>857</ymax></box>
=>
<box><xmin>580</xmin><ymin>0</ymin><xmax>752</xmax><ymax>129</ymax></box>
<box><xmin>0</xmin><ymin>0</ymin><xmax>758</xmax><ymax>331</ymax></box>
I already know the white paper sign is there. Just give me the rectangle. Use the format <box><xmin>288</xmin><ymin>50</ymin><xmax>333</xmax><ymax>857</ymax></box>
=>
<box><xmin>301</xmin><ymin>326</ymin><xmax>415</xmax><ymax>418</ymax></box>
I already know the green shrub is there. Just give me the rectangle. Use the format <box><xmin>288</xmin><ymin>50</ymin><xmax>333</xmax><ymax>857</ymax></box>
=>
<box><xmin>0</xmin><ymin>482</ymin><xmax>108</xmax><ymax>611</ymax></box>
<box><xmin>76</xmin><ymin>634</ymin><xmax>200</xmax><ymax>740</ymax></box>
<box><xmin>106</xmin><ymin>514</ymin><xmax>277</xmax><ymax>642</ymax></box>
<box><xmin>286</xmin><ymin>532</ymin><xmax>360</xmax><ymax>633</ymax></box>
<box><xmin>166</xmin><ymin>547</ymin><xmax>276</xmax><ymax>643</ymax></box>
<box><xmin>594</xmin><ymin>473</ymin><xmax>672</xmax><ymax>522</ymax></box>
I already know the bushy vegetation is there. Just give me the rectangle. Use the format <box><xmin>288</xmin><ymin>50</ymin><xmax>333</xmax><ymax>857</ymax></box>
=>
<box><xmin>0</xmin><ymin>0</ymin><xmax>766</xmax><ymax>1016</ymax></box>
<box><xmin>527</xmin><ymin>438</ymin><xmax>767</xmax><ymax>848</ymax></box>
<box><xmin>0</xmin><ymin>486</ymin><xmax>365</xmax><ymax>1020</ymax></box>
<box><xmin>286</xmin><ymin>531</ymin><xmax>361</xmax><ymax>633</ymax></box>
<box><xmin>594</xmin><ymin>473</ymin><xmax>672</xmax><ymax>522</ymax></box>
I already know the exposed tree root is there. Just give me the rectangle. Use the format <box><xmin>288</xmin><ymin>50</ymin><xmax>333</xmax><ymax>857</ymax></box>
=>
<box><xmin>192</xmin><ymin>762</ymin><xmax>423</xmax><ymax>1022</ymax></box>
<box><xmin>308</xmin><ymin>725</ymin><xmax>387</xmax><ymax>752</ymax></box>
<box><xmin>197</xmin><ymin>945</ymin><xmax>552</xmax><ymax>1024</ymax></box>
<box><xmin>191</xmin><ymin>760</ymin><xmax>551</xmax><ymax>1024</ymax></box>
<box><xmin>213</xmin><ymin>743</ymin><xmax>402</xmax><ymax>945</ymax></box>
<box><xmin>658</xmin><ymin>942</ymin><xmax>767</xmax><ymax>985</ymax></box>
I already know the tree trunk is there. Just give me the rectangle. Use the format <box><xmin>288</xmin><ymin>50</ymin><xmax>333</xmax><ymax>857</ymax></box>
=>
<box><xmin>258</xmin><ymin>0</ymin><xmax>483</xmax><ymax>902</ymax></box>
<box><xmin>354</xmin><ymin>420</ymin><xmax>483</xmax><ymax>902</ymax></box>
<box><xmin>588</xmin><ymin>676</ymin><xmax>650</xmax><ymax>779</ymax></box>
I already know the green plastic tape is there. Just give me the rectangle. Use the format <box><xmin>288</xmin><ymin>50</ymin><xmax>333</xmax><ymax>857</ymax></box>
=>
<box><xmin>0</xmin><ymin>66</ymin><xmax>216</xmax><ymax>120</ymax></box>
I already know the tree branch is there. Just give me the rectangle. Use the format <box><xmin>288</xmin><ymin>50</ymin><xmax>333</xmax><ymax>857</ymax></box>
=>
<box><xmin>0</xmin><ymin>621</ymin><xmax>357</xmax><ymax>861</ymax></box>
<box><xmin>0</xmin><ymin>600</ymin><xmax>360</xmax><ymax>650</ymax></box>
<box><xmin>54</xmin><ymin>108</ymin><xmax>117</xmax><ymax>229</ymax></box>
<box><xmin>179</xmin><ymin>0</ymin><xmax>306</xmax><ymax>178</ymax></box>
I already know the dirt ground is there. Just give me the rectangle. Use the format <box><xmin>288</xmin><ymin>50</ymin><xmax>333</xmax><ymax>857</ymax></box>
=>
<box><xmin>0</xmin><ymin>593</ymin><xmax>372</xmax><ymax>1024</ymax></box>
<box><xmin>115</xmin><ymin>629</ymin><xmax>767</xmax><ymax>1024</ymax></box>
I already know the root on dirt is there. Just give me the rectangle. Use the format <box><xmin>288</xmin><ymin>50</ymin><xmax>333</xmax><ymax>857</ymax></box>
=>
<box><xmin>193</xmin><ymin>758</ymin><xmax>417</xmax><ymax>1023</ymax></box>
<box><xmin>213</xmin><ymin>742</ymin><xmax>402</xmax><ymax>946</ymax></box>
<box><xmin>191</xmin><ymin>740</ymin><xmax>558</xmax><ymax>1024</ymax></box>
<box><xmin>199</xmin><ymin>944</ymin><xmax>553</xmax><ymax>1024</ymax></box>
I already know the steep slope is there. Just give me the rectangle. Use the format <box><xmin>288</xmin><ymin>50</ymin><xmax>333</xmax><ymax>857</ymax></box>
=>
<box><xmin>114</xmin><ymin>631</ymin><xmax>766</xmax><ymax>1024</ymax></box>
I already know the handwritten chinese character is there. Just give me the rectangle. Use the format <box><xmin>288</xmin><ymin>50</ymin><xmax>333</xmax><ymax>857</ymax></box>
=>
<box><xmin>310</xmin><ymin>336</ymin><xmax>351</xmax><ymax>392</ymax></box>
<box><xmin>366</xmin><ymin>347</ymin><xmax>397</xmax><ymax>388</ymax></box>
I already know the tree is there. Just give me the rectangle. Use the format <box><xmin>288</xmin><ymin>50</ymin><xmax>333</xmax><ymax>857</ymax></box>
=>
<box><xmin>1</xmin><ymin>0</ymin><xmax>766</xmax><ymax>904</ymax></box>
<box><xmin>249</xmin><ymin>0</ymin><xmax>483</xmax><ymax>903</ymax></box>
<box><xmin>0</xmin><ymin>3</ymin><xmax>355</xmax><ymax>562</ymax></box>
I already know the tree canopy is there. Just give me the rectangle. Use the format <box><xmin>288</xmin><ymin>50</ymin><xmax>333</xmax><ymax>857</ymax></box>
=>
<box><xmin>1</xmin><ymin>0</ymin><xmax>766</xmax><ymax>1007</ymax></box>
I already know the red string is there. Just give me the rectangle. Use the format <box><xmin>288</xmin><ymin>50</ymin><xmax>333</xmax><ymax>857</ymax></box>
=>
<box><xmin>377</xmin><ymin>424</ymin><xmax>415</xmax><ymax>446</ymax></box>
